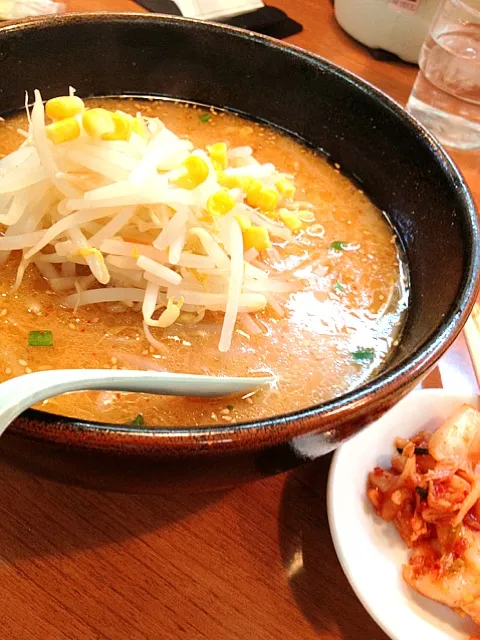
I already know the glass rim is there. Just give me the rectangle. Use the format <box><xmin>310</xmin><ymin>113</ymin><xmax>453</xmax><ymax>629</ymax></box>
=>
<box><xmin>451</xmin><ymin>0</ymin><xmax>480</xmax><ymax>18</ymax></box>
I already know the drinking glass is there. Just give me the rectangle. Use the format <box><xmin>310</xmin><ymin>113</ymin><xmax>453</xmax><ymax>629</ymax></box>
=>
<box><xmin>406</xmin><ymin>0</ymin><xmax>480</xmax><ymax>150</ymax></box>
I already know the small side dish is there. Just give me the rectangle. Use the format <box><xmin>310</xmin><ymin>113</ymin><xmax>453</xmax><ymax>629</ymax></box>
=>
<box><xmin>368</xmin><ymin>404</ymin><xmax>480</xmax><ymax>633</ymax></box>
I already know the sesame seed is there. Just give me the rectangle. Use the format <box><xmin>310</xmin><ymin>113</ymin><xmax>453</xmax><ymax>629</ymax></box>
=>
<box><xmin>148</xmin><ymin>346</ymin><xmax>155</xmax><ymax>353</ymax></box>
<box><xmin>18</xmin><ymin>359</ymin><xmax>27</xmax><ymax>367</ymax></box>
<box><xmin>25</xmin><ymin>367</ymin><xmax>32</xmax><ymax>374</ymax></box>
<box><xmin>142</xmin><ymin>349</ymin><xmax>148</xmax><ymax>355</ymax></box>
<box><xmin>68</xmin><ymin>323</ymin><xmax>75</xmax><ymax>330</ymax></box>
<box><xmin>220</xmin><ymin>408</ymin><xmax>230</xmax><ymax>415</ymax></box>
<box><xmin>334</xmin><ymin>163</ymin><xmax>341</xmax><ymax>170</ymax></box>
<box><xmin>111</xmin><ymin>357</ymin><xmax>118</xmax><ymax>365</ymax></box>
<box><xmin>246</xmin><ymin>397</ymin><xmax>253</xmax><ymax>405</ymax></box>
<box><xmin>92</xmin><ymin>317</ymin><xmax>100</xmax><ymax>323</ymax></box>
<box><xmin>221</xmin><ymin>415</ymin><xmax>233</xmax><ymax>422</ymax></box>
<box><xmin>0</xmin><ymin>308</ymin><xmax>7</xmax><ymax>316</ymax></box>
<box><xmin>211</xmin><ymin>412</ymin><xmax>218</xmax><ymax>420</ymax></box>
<box><xmin>5</xmin><ymin>367</ymin><xmax>11</xmax><ymax>375</ymax></box>
<box><xmin>393</xmin><ymin>340</ymin><xmax>399</xmax><ymax>346</ymax></box>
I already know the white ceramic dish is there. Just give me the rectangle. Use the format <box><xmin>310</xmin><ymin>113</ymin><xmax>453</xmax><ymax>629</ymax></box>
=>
<box><xmin>327</xmin><ymin>389</ymin><xmax>480</xmax><ymax>640</ymax></box>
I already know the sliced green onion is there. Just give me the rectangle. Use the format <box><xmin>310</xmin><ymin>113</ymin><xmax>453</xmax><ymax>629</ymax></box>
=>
<box><xmin>351</xmin><ymin>348</ymin><xmax>375</xmax><ymax>363</ymax></box>
<box><xmin>28</xmin><ymin>330</ymin><xmax>53</xmax><ymax>347</ymax></box>
<box><xmin>199</xmin><ymin>114</ymin><xmax>211</xmax><ymax>123</ymax></box>
<box><xmin>333</xmin><ymin>281</ymin><xmax>345</xmax><ymax>294</ymax></box>
<box><xmin>130</xmin><ymin>414</ymin><xmax>145</xmax><ymax>426</ymax></box>
<box><xmin>330</xmin><ymin>241</ymin><xmax>348</xmax><ymax>252</ymax></box>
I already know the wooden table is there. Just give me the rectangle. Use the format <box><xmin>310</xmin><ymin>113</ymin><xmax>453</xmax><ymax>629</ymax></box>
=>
<box><xmin>0</xmin><ymin>2</ymin><xmax>478</xmax><ymax>639</ymax></box>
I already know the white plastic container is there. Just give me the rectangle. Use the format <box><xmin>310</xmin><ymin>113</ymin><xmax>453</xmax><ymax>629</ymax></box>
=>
<box><xmin>334</xmin><ymin>0</ymin><xmax>442</xmax><ymax>64</ymax></box>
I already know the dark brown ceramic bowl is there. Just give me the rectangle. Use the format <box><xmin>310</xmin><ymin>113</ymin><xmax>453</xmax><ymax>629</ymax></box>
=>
<box><xmin>0</xmin><ymin>13</ymin><xmax>478</xmax><ymax>492</ymax></box>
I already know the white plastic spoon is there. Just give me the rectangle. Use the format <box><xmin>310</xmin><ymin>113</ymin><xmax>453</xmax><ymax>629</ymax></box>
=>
<box><xmin>0</xmin><ymin>369</ymin><xmax>273</xmax><ymax>436</ymax></box>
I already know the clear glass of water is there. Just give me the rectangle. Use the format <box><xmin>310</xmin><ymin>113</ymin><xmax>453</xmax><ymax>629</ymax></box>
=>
<box><xmin>406</xmin><ymin>0</ymin><xmax>480</xmax><ymax>150</ymax></box>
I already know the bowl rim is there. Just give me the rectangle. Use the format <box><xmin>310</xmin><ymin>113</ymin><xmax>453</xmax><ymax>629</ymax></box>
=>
<box><xmin>2</xmin><ymin>11</ymin><xmax>479</xmax><ymax>452</ymax></box>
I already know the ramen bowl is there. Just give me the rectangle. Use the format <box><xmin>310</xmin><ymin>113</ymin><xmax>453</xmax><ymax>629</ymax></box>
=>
<box><xmin>0</xmin><ymin>13</ymin><xmax>477</xmax><ymax>492</ymax></box>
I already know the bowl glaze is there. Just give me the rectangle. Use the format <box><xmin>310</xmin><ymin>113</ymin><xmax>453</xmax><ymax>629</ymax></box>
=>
<box><xmin>0</xmin><ymin>13</ymin><xmax>478</xmax><ymax>491</ymax></box>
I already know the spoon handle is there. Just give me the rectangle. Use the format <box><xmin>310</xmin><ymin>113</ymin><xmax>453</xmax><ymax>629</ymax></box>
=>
<box><xmin>0</xmin><ymin>369</ymin><xmax>272</xmax><ymax>437</ymax></box>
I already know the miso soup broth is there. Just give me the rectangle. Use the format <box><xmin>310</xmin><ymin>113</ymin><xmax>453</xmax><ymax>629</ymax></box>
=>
<box><xmin>0</xmin><ymin>96</ymin><xmax>408</xmax><ymax>426</ymax></box>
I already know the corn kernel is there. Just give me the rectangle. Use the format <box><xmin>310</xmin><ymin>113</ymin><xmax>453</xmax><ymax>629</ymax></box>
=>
<box><xmin>206</xmin><ymin>190</ymin><xmax>236</xmax><ymax>217</ymax></box>
<box><xmin>45</xmin><ymin>96</ymin><xmax>85</xmax><ymax>121</ymax></box>
<box><xmin>279</xmin><ymin>209</ymin><xmax>302</xmax><ymax>233</ymax></box>
<box><xmin>175</xmin><ymin>156</ymin><xmax>209</xmax><ymax>190</ymax></box>
<box><xmin>243</xmin><ymin>226</ymin><xmax>271</xmax><ymax>252</ymax></box>
<box><xmin>83</xmin><ymin>108</ymin><xmax>115</xmax><ymax>138</ymax></box>
<box><xmin>216</xmin><ymin>171</ymin><xmax>232</xmax><ymax>188</ymax></box>
<box><xmin>246</xmin><ymin>181</ymin><xmax>279</xmax><ymax>212</ymax></box>
<box><xmin>234</xmin><ymin>214</ymin><xmax>252</xmax><ymax>232</ymax></box>
<box><xmin>102</xmin><ymin>111</ymin><xmax>133</xmax><ymax>142</ymax></box>
<box><xmin>245</xmin><ymin>177</ymin><xmax>262</xmax><ymax>198</ymax></box>
<box><xmin>237</xmin><ymin>176</ymin><xmax>255</xmax><ymax>192</ymax></box>
<box><xmin>217</xmin><ymin>172</ymin><xmax>255</xmax><ymax>193</ymax></box>
<box><xmin>276</xmin><ymin>178</ymin><xmax>295</xmax><ymax>200</ymax></box>
<box><xmin>207</xmin><ymin>142</ymin><xmax>228</xmax><ymax>170</ymax></box>
<box><xmin>45</xmin><ymin>117</ymin><xmax>81</xmax><ymax>144</ymax></box>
